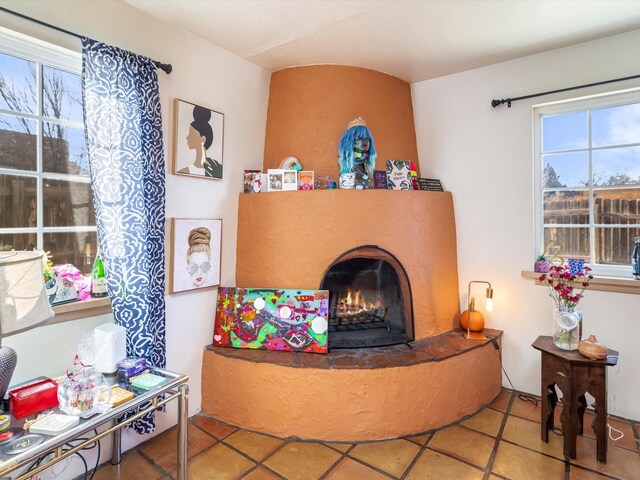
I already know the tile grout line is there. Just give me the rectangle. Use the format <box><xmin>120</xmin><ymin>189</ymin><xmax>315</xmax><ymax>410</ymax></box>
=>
<box><xmin>399</xmin><ymin>447</ymin><xmax>426</xmax><ymax>480</ymax></box>
<box><xmin>568</xmin><ymin>463</ymin><xmax>622</xmax><ymax>480</ymax></box>
<box><xmin>421</xmin><ymin>444</ymin><xmax>489</xmax><ymax>475</ymax></box>
<box><xmin>399</xmin><ymin>435</ymin><xmax>435</xmax><ymax>480</ymax></box>
<box><xmin>136</xmin><ymin>445</ymin><xmax>179</xmax><ymax>477</ymax></box>
<box><xmin>316</xmin><ymin>450</ymin><xmax>351</xmax><ymax>480</ymax></box>
<box><xmin>481</xmin><ymin>389</ymin><xmax>515</xmax><ymax>480</ymax></box>
<box><xmin>341</xmin><ymin>445</ymin><xmax>406</xmax><ymax>479</ymax></box>
<box><xmin>132</xmin><ymin>400</ymin><xmax>638</xmax><ymax>480</ymax></box>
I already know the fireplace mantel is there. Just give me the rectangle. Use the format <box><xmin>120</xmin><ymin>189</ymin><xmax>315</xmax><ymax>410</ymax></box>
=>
<box><xmin>236</xmin><ymin>189</ymin><xmax>461</xmax><ymax>339</ymax></box>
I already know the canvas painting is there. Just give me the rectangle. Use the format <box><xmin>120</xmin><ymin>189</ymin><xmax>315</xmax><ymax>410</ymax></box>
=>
<box><xmin>173</xmin><ymin>99</ymin><xmax>224</xmax><ymax>180</ymax></box>
<box><xmin>213</xmin><ymin>287</ymin><xmax>329</xmax><ymax>353</ymax></box>
<box><xmin>169</xmin><ymin>218</ymin><xmax>222</xmax><ymax>294</ymax></box>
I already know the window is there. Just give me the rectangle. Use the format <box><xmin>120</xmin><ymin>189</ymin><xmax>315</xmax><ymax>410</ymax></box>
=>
<box><xmin>534</xmin><ymin>89</ymin><xmax>640</xmax><ymax>278</ymax></box>
<box><xmin>0</xmin><ymin>28</ymin><xmax>96</xmax><ymax>270</ymax></box>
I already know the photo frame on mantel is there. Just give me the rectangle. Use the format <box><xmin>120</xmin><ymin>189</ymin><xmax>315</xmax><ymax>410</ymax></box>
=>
<box><xmin>169</xmin><ymin>218</ymin><xmax>222</xmax><ymax>294</ymax></box>
<box><xmin>173</xmin><ymin>98</ymin><xmax>224</xmax><ymax>180</ymax></box>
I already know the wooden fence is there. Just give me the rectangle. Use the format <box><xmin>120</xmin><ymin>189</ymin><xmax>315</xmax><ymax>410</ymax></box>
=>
<box><xmin>544</xmin><ymin>195</ymin><xmax>640</xmax><ymax>265</ymax></box>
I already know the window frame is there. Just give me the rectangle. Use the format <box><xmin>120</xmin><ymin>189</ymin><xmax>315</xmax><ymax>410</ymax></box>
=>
<box><xmin>0</xmin><ymin>27</ymin><xmax>96</xmax><ymax>258</ymax></box>
<box><xmin>533</xmin><ymin>87</ymin><xmax>640</xmax><ymax>278</ymax></box>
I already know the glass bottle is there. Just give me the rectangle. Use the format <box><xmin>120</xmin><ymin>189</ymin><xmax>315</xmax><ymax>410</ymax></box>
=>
<box><xmin>632</xmin><ymin>236</ymin><xmax>640</xmax><ymax>280</ymax></box>
<box><xmin>91</xmin><ymin>247</ymin><xmax>108</xmax><ymax>298</ymax></box>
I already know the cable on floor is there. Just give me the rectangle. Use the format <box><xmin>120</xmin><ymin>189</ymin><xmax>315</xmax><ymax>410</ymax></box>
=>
<box><xmin>490</xmin><ymin>336</ymin><xmax>539</xmax><ymax>407</ymax></box>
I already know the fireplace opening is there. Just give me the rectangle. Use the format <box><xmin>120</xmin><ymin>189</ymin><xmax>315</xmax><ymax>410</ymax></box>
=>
<box><xmin>320</xmin><ymin>246</ymin><xmax>414</xmax><ymax>349</ymax></box>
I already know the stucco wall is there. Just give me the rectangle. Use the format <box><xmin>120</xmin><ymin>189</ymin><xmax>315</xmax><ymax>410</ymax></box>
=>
<box><xmin>263</xmin><ymin>65</ymin><xmax>420</xmax><ymax>179</ymax></box>
<box><xmin>412</xmin><ymin>28</ymin><xmax>640</xmax><ymax>421</ymax></box>
<box><xmin>236</xmin><ymin>190</ymin><xmax>461</xmax><ymax>339</ymax></box>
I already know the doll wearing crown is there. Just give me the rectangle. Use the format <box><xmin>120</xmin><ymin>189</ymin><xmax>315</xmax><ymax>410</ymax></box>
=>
<box><xmin>338</xmin><ymin>117</ymin><xmax>377</xmax><ymax>188</ymax></box>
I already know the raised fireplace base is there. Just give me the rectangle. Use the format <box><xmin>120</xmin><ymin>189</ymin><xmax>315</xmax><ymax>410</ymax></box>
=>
<box><xmin>201</xmin><ymin>329</ymin><xmax>502</xmax><ymax>442</ymax></box>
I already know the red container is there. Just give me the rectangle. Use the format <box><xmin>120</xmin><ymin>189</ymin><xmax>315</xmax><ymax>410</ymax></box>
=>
<box><xmin>9</xmin><ymin>378</ymin><xmax>59</xmax><ymax>419</ymax></box>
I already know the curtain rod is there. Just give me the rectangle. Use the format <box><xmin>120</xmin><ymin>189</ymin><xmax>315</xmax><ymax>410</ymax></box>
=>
<box><xmin>491</xmin><ymin>72</ymin><xmax>640</xmax><ymax>108</ymax></box>
<box><xmin>0</xmin><ymin>6</ymin><xmax>172</xmax><ymax>74</ymax></box>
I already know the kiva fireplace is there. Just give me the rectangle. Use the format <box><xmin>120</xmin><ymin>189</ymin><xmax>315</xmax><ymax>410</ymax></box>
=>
<box><xmin>320</xmin><ymin>245</ymin><xmax>413</xmax><ymax>348</ymax></box>
<box><xmin>201</xmin><ymin>191</ymin><xmax>502</xmax><ymax>441</ymax></box>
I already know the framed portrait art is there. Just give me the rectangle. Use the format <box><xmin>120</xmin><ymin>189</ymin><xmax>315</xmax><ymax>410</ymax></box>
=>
<box><xmin>173</xmin><ymin>99</ymin><xmax>224</xmax><ymax>180</ymax></box>
<box><xmin>169</xmin><ymin>218</ymin><xmax>222</xmax><ymax>294</ymax></box>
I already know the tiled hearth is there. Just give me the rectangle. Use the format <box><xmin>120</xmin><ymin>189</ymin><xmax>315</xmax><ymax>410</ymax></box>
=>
<box><xmin>92</xmin><ymin>388</ymin><xmax>640</xmax><ymax>480</ymax></box>
<box><xmin>206</xmin><ymin>328</ymin><xmax>502</xmax><ymax>369</ymax></box>
<box><xmin>201</xmin><ymin>328</ymin><xmax>503</xmax><ymax>441</ymax></box>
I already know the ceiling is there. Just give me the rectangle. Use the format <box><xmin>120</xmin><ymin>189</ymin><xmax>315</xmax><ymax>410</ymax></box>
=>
<box><xmin>125</xmin><ymin>0</ymin><xmax>640</xmax><ymax>84</ymax></box>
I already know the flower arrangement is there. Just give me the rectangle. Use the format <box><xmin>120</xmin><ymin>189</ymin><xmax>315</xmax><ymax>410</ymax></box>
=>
<box><xmin>538</xmin><ymin>264</ymin><xmax>593</xmax><ymax>309</ymax></box>
<box><xmin>539</xmin><ymin>263</ymin><xmax>593</xmax><ymax>350</ymax></box>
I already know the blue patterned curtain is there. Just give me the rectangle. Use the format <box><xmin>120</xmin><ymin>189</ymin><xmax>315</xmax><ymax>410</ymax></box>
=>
<box><xmin>82</xmin><ymin>38</ymin><xmax>166</xmax><ymax>434</ymax></box>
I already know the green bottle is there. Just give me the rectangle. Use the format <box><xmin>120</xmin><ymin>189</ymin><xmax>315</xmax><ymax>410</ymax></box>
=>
<box><xmin>91</xmin><ymin>247</ymin><xmax>108</xmax><ymax>298</ymax></box>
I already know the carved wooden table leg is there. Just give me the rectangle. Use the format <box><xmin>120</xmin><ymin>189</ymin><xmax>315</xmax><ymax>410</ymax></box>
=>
<box><xmin>577</xmin><ymin>394</ymin><xmax>587</xmax><ymax>435</ymax></box>
<box><xmin>532</xmin><ymin>336</ymin><xmax>618</xmax><ymax>465</ymax></box>
<box><xmin>591</xmin><ymin>366</ymin><xmax>608</xmax><ymax>463</ymax></box>
<box><xmin>542</xmin><ymin>382</ymin><xmax>558</xmax><ymax>442</ymax></box>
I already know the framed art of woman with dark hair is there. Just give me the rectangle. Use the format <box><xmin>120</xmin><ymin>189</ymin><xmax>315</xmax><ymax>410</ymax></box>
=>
<box><xmin>173</xmin><ymin>99</ymin><xmax>224</xmax><ymax>180</ymax></box>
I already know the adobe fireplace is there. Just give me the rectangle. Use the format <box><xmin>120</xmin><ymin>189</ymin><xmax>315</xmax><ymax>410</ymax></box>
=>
<box><xmin>320</xmin><ymin>245</ymin><xmax>413</xmax><ymax>348</ymax></box>
<box><xmin>202</xmin><ymin>190</ymin><xmax>502</xmax><ymax>442</ymax></box>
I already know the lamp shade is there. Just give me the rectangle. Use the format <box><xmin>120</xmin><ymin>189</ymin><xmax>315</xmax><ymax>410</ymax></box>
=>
<box><xmin>0</xmin><ymin>251</ymin><xmax>54</xmax><ymax>338</ymax></box>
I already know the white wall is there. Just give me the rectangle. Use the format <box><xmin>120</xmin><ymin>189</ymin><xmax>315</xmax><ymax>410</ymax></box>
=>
<box><xmin>412</xmin><ymin>29</ymin><xmax>640</xmax><ymax>421</ymax></box>
<box><xmin>0</xmin><ymin>0</ymin><xmax>270</xmax><ymax>473</ymax></box>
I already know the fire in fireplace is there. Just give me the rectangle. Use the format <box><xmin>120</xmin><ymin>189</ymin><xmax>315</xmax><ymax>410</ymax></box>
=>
<box><xmin>320</xmin><ymin>245</ymin><xmax>413</xmax><ymax>349</ymax></box>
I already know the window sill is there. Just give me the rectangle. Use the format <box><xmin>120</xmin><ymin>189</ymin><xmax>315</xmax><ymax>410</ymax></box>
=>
<box><xmin>521</xmin><ymin>271</ymin><xmax>640</xmax><ymax>295</ymax></box>
<box><xmin>50</xmin><ymin>296</ymin><xmax>112</xmax><ymax>324</ymax></box>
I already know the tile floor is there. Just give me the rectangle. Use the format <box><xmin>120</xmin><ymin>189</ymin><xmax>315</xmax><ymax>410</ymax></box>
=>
<box><xmin>93</xmin><ymin>389</ymin><xmax>640</xmax><ymax>480</ymax></box>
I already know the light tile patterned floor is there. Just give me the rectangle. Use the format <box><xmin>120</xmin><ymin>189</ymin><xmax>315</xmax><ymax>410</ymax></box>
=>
<box><xmin>93</xmin><ymin>388</ymin><xmax>640</xmax><ymax>480</ymax></box>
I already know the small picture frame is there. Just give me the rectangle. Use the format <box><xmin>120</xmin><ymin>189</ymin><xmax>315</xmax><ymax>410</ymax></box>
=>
<box><xmin>282</xmin><ymin>170</ymin><xmax>298</xmax><ymax>191</ymax></box>
<box><xmin>169</xmin><ymin>218</ymin><xmax>222</xmax><ymax>294</ymax></box>
<box><xmin>267</xmin><ymin>169</ymin><xmax>284</xmax><ymax>192</ymax></box>
<box><xmin>298</xmin><ymin>171</ymin><xmax>314</xmax><ymax>190</ymax></box>
<box><xmin>243</xmin><ymin>170</ymin><xmax>262</xmax><ymax>193</ymax></box>
<box><xmin>173</xmin><ymin>99</ymin><xmax>224</xmax><ymax>180</ymax></box>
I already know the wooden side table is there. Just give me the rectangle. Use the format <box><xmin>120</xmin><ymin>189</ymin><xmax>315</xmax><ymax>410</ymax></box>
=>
<box><xmin>532</xmin><ymin>335</ymin><xmax>619</xmax><ymax>463</ymax></box>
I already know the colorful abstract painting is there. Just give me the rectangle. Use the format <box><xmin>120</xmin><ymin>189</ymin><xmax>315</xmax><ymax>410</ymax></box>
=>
<box><xmin>213</xmin><ymin>287</ymin><xmax>329</xmax><ymax>354</ymax></box>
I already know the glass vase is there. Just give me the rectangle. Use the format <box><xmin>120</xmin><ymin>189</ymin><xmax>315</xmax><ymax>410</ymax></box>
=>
<box><xmin>552</xmin><ymin>306</ymin><xmax>582</xmax><ymax>350</ymax></box>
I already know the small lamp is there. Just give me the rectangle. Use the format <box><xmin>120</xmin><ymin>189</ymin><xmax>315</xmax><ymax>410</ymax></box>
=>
<box><xmin>460</xmin><ymin>280</ymin><xmax>493</xmax><ymax>340</ymax></box>
<box><xmin>0</xmin><ymin>251</ymin><xmax>55</xmax><ymax>404</ymax></box>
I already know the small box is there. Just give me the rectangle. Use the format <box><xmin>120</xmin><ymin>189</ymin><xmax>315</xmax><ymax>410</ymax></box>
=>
<box><xmin>29</xmin><ymin>413</ymin><xmax>79</xmax><ymax>435</ymax></box>
<box><xmin>116</xmin><ymin>357</ymin><xmax>147</xmax><ymax>383</ymax></box>
<box><xmin>130</xmin><ymin>373</ymin><xmax>166</xmax><ymax>391</ymax></box>
<box><xmin>110</xmin><ymin>386</ymin><xmax>134</xmax><ymax>407</ymax></box>
<box><xmin>94</xmin><ymin>323</ymin><xmax>127</xmax><ymax>374</ymax></box>
<box><xmin>9</xmin><ymin>378</ymin><xmax>59</xmax><ymax>419</ymax></box>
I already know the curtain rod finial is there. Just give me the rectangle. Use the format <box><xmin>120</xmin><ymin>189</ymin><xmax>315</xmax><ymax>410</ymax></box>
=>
<box><xmin>153</xmin><ymin>61</ymin><xmax>172</xmax><ymax>74</ymax></box>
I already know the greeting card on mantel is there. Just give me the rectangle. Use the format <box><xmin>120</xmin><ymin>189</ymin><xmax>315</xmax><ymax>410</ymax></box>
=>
<box><xmin>386</xmin><ymin>160</ymin><xmax>413</xmax><ymax>190</ymax></box>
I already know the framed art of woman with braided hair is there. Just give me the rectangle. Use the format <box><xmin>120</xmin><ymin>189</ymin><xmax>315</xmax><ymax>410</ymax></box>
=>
<box><xmin>173</xmin><ymin>99</ymin><xmax>224</xmax><ymax>179</ymax></box>
<box><xmin>169</xmin><ymin>218</ymin><xmax>222</xmax><ymax>293</ymax></box>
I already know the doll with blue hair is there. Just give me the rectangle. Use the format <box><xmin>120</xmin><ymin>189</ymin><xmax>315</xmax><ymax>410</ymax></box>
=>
<box><xmin>338</xmin><ymin>117</ymin><xmax>377</xmax><ymax>184</ymax></box>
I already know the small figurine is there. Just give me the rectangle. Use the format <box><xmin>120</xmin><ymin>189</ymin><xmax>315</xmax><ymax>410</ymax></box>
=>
<box><xmin>338</xmin><ymin>117</ymin><xmax>377</xmax><ymax>184</ymax></box>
